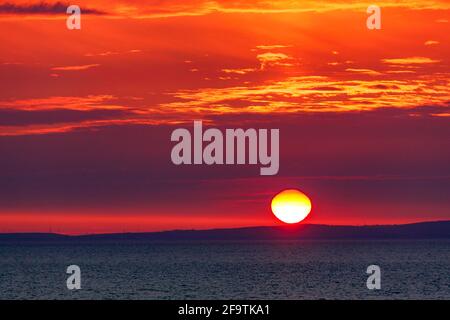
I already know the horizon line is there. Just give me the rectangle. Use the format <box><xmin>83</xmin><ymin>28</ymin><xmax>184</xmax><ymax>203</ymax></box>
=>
<box><xmin>1</xmin><ymin>219</ymin><xmax>449</xmax><ymax>237</ymax></box>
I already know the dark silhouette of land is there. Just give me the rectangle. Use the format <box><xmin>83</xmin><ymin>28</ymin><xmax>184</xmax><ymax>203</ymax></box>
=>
<box><xmin>0</xmin><ymin>221</ymin><xmax>449</xmax><ymax>242</ymax></box>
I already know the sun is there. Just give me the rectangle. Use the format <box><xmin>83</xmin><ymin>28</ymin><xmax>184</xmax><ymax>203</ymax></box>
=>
<box><xmin>271</xmin><ymin>189</ymin><xmax>312</xmax><ymax>224</ymax></box>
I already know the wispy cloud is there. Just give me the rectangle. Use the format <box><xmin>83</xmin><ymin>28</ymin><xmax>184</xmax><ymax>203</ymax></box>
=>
<box><xmin>110</xmin><ymin>0</ymin><xmax>450</xmax><ymax>18</ymax></box>
<box><xmin>382</xmin><ymin>57</ymin><xmax>441</xmax><ymax>65</ymax></box>
<box><xmin>256</xmin><ymin>45</ymin><xmax>291</xmax><ymax>50</ymax></box>
<box><xmin>51</xmin><ymin>64</ymin><xmax>100</xmax><ymax>71</ymax></box>
<box><xmin>0</xmin><ymin>95</ymin><xmax>121</xmax><ymax>111</ymax></box>
<box><xmin>85</xmin><ymin>52</ymin><xmax>119</xmax><ymax>57</ymax></box>
<box><xmin>84</xmin><ymin>50</ymin><xmax>142</xmax><ymax>57</ymax></box>
<box><xmin>257</xmin><ymin>52</ymin><xmax>294</xmax><ymax>70</ymax></box>
<box><xmin>160</xmin><ymin>75</ymin><xmax>450</xmax><ymax>115</ymax></box>
<box><xmin>222</xmin><ymin>68</ymin><xmax>257</xmax><ymax>75</ymax></box>
<box><xmin>345</xmin><ymin>68</ymin><xmax>383</xmax><ymax>76</ymax></box>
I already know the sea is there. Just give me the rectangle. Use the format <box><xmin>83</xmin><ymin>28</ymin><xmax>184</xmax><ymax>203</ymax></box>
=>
<box><xmin>0</xmin><ymin>240</ymin><xmax>448</xmax><ymax>299</ymax></box>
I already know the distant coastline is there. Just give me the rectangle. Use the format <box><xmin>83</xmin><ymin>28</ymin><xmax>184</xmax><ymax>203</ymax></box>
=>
<box><xmin>0</xmin><ymin>220</ymin><xmax>449</xmax><ymax>242</ymax></box>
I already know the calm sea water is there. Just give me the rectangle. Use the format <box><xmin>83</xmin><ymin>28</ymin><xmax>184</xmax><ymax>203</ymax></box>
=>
<box><xmin>0</xmin><ymin>240</ymin><xmax>448</xmax><ymax>299</ymax></box>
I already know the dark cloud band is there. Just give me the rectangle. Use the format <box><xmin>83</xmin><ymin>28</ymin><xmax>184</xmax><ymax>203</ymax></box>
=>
<box><xmin>0</xmin><ymin>2</ymin><xmax>105</xmax><ymax>15</ymax></box>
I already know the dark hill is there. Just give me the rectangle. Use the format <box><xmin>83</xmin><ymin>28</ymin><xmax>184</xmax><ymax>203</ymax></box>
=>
<box><xmin>0</xmin><ymin>221</ymin><xmax>449</xmax><ymax>242</ymax></box>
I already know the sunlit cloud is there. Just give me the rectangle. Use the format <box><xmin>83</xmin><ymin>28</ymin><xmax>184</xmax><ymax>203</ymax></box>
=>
<box><xmin>386</xmin><ymin>70</ymin><xmax>417</xmax><ymax>74</ymax></box>
<box><xmin>85</xmin><ymin>51</ymin><xmax>119</xmax><ymax>57</ymax></box>
<box><xmin>0</xmin><ymin>118</ymin><xmax>159</xmax><ymax>136</ymax></box>
<box><xmin>257</xmin><ymin>52</ymin><xmax>294</xmax><ymax>70</ymax></box>
<box><xmin>101</xmin><ymin>0</ymin><xmax>450</xmax><ymax>18</ymax></box>
<box><xmin>4</xmin><ymin>71</ymin><xmax>449</xmax><ymax>136</ymax></box>
<box><xmin>51</xmin><ymin>64</ymin><xmax>100</xmax><ymax>71</ymax></box>
<box><xmin>345</xmin><ymin>68</ymin><xmax>383</xmax><ymax>76</ymax></box>
<box><xmin>222</xmin><ymin>68</ymin><xmax>257</xmax><ymax>75</ymax></box>
<box><xmin>84</xmin><ymin>50</ymin><xmax>142</xmax><ymax>57</ymax></box>
<box><xmin>160</xmin><ymin>74</ymin><xmax>450</xmax><ymax>115</ymax></box>
<box><xmin>382</xmin><ymin>57</ymin><xmax>441</xmax><ymax>65</ymax></box>
<box><xmin>256</xmin><ymin>45</ymin><xmax>291</xmax><ymax>50</ymax></box>
<box><xmin>0</xmin><ymin>95</ymin><xmax>121</xmax><ymax>111</ymax></box>
<box><xmin>431</xmin><ymin>113</ymin><xmax>450</xmax><ymax>117</ymax></box>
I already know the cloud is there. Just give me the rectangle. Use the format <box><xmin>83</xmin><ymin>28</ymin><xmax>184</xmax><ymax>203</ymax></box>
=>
<box><xmin>256</xmin><ymin>45</ymin><xmax>291</xmax><ymax>50</ymax></box>
<box><xmin>84</xmin><ymin>50</ymin><xmax>142</xmax><ymax>57</ymax></box>
<box><xmin>104</xmin><ymin>0</ymin><xmax>450</xmax><ymax>18</ymax></box>
<box><xmin>0</xmin><ymin>95</ymin><xmax>121</xmax><ymax>111</ymax></box>
<box><xmin>424</xmin><ymin>40</ymin><xmax>439</xmax><ymax>46</ymax></box>
<box><xmin>51</xmin><ymin>64</ymin><xmax>100</xmax><ymax>71</ymax></box>
<box><xmin>222</xmin><ymin>68</ymin><xmax>256</xmax><ymax>75</ymax></box>
<box><xmin>256</xmin><ymin>52</ymin><xmax>293</xmax><ymax>70</ymax></box>
<box><xmin>381</xmin><ymin>57</ymin><xmax>441</xmax><ymax>65</ymax></box>
<box><xmin>160</xmin><ymin>75</ymin><xmax>450</xmax><ymax>115</ymax></box>
<box><xmin>85</xmin><ymin>52</ymin><xmax>119</xmax><ymax>57</ymax></box>
<box><xmin>386</xmin><ymin>70</ymin><xmax>416</xmax><ymax>74</ymax></box>
<box><xmin>431</xmin><ymin>113</ymin><xmax>450</xmax><ymax>117</ymax></box>
<box><xmin>0</xmin><ymin>108</ymin><xmax>130</xmax><ymax>126</ymax></box>
<box><xmin>0</xmin><ymin>2</ymin><xmax>104</xmax><ymax>15</ymax></box>
<box><xmin>0</xmin><ymin>95</ymin><xmax>175</xmax><ymax>135</ymax></box>
<box><xmin>345</xmin><ymin>68</ymin><xmax>383</xmax><ymax>76</ymax></box>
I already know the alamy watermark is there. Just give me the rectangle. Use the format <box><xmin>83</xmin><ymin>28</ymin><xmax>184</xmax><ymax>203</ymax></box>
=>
<box><xmin>66</xmin><ymin>5</ymin><xmax>81</xmax><ymax>30</ymax></box>
<box><xmin>366</xmin><ymin>265</ymin><xmax>381</xmax><ymax>290</ymax></box>
<box><xmin>66</xmin><ymin>265</ymin><xmax>81</xmax><ymax>290</ymax></box>
<box><xmin>170</xmin><ymin>121</ymin><xmax>279</xmax><ymax>176</ymax></box>
<box><xmin>367</xmin><ymin>5</ymin><xmax>381</xmax><ymax>30</ymax></box>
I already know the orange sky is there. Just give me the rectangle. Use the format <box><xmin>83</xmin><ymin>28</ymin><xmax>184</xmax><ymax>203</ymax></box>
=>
<box><xmin>0</xmin><ymin>1</ymin><xmax>449</xmax><ymax>234</ymax></box>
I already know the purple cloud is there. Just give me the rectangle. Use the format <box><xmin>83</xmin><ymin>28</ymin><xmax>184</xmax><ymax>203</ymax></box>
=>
<box><xmin>0</xmin><ymin>2</ymin><xmax>105</xmax><ymax>15</ymax></box>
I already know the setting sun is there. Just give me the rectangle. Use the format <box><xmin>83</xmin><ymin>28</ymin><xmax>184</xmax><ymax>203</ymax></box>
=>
<box><xmin>271</xmin><ymin>189</ymin><xmax>312</xmax><ymax>224</ymax></box>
